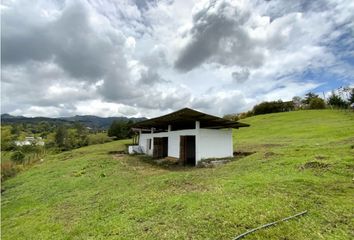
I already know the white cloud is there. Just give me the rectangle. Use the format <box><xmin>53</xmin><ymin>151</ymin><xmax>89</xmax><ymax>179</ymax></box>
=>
<box><xmin>1</xmin><ymin>0</ymin><xmax>353</xmax><ymax>118</ymax></box>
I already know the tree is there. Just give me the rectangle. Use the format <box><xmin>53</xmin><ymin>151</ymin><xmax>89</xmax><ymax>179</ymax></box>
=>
<box><xmin>1</xmin><ymin>126</ymin><xmax>15</xmax><ymax>151</ymax></box>
<box><xmin>73</xmin><ymin>122</ymin><xmax>88</xmax><ymax>147</ymax></box>
<box><xmin>303</xmin><ymin>92</ymin><xmax>319</xmax><ymax>104</ymax></box>
<box><xmin>223</xmin><ymin>114</ymin><xmax>239</xmax><ymax>121</ymax></box>
<box><xmin>349</xmin><ymin>88</ymin><xmax>354</xmax><ymax>104</ymax></box>
<box><xmin>55</xmin><ymin>125</ymin><xmax>68</xmax><ymax>148</ymax></box>
<box><xmin>252</xmin><ymin>100</ymin><xmax>294</xmax><ymax>115</ymax></box>
<box><xmin>292</xmin><ymin>96</ymin><xmax>302</xmax><ymax>109</ymax></box>
<box><xmin>108</xmin><ymin>120</ymin><xmax>132</xmax><ymax>139</ymax></box>
<box><xmin>309</xmin><ymin>97</ymin><xmax>326</xmax><ymax>109</ymax></box>
<box><xmin>327</xmin><ymin>91</ymin><xmax>348</xmax><ymax>108</ymax></box>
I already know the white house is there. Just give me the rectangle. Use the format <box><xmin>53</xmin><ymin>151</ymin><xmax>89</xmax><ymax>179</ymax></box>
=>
<box><xmin>131</xmin><ymin>108</ymin><xmax>249</xmax><ymax>165</ymax></box>
<box><xmin>14</xmin><ymin>137</ymin><xmax>45</xmax><ymax>146</ymax></box>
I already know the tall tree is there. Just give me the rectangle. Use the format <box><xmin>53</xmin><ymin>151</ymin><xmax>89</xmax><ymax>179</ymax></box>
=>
<box><xmin>303</xmin><ymin>92</ymin><xmax>319</xmax><ymax>104</ymax></box>
<box><xmin>328</xmin><ymin>91</ymin><xmax>348</xmax><ymax>108</ymax></box>
<box><xmin>55</xmin><ymin>125</ymin><xmax>68</xmax><ymax>148</ymax></box>
<box><xmin>108</xmin><ymin>120</ymin><xmax>132</xmax><ymax>139</ymax></box>
<box><xmin>292</xmin><ymin>96</ymin><xmax>302</xmax><ymax>109</ymax></box>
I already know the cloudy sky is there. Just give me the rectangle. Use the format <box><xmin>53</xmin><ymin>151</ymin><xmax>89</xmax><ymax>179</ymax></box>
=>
<box><xmin>1</xmin><ymin>0</ymin><xmax>354</xmax><ymax>118</ymax></box>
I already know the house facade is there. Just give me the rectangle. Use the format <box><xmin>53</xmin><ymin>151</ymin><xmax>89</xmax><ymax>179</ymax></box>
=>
<box><xmin>132</xmin><ymin>108</ymin><xmax>249</xmax><ymax>165</ymax></box>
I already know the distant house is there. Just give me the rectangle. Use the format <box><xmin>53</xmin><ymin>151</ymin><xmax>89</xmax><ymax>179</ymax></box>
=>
<box><xmin>131</xmin><ymin>108</ymin><xmax>249</xmax><ymax>165</ymax></box>
<box><xmin>15</xmin><ymin>137</ymin><xmax>45</xmax><ymax>146</ymax></box>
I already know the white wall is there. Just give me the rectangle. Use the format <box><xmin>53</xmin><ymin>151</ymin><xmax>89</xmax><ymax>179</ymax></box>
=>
<box><xmin>139</xmin><ymin>129</ymin><xmax>197</xmax><ymax>158</ymax></box>
<box><xmin>198</xmin><ymin>128</ymin><xmax>233</xmax><ymax>161</ymax></box>
<box><xmin>138</xmin><ymin>128</ymin><xmax>233</xmax><ymax>165</ymax></box>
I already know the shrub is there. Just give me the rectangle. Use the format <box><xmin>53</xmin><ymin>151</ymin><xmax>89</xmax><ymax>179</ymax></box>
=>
<box><xmin>1</xmin><ymin>162</ymin><xmax>18</xmax><ymax>181</ymax></box>
<box><xmin>253</xmin><ymin>100</ymin><xmax>294</xmax><ymax>115</ymax></box>
<box><xmin>302</xmin><ymin>92</ymin><xmax>319</xmax><ymax>104</ymax></box>
<box><xmin>223</xmin><ymin>114</ymin><xmax>240</xmax><ymax>121</ymax></box>
<box><xmin>309</xmin><ymin>97</ymin><xmax>326</xmax><ymax>109</ymax></box>
<box><xmin>11</xmin><ymin>151</ymin><xmax>26</xmax><ymax>164</ymax></box>
<box><xmin>327</xmin><ymin>91</ymin><xmax>348</xmax><ymax>109</ymax></box>
<box><xmin>108</xmin><ymin>120</ymin><xmax>133</xmax><ymax>139</ymax></box>
<box><xmin>87</xmin><ymin>133</ymin><xmax>112</xmax><ymax>145</ymax></box>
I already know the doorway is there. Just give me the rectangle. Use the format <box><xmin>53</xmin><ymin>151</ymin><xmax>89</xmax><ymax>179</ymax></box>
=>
<box><xmin>179</xmin><ymin>136</ymin><xmax>196</xmax><ymax>165</ymax></box>
<box><xmin>153</xmin><ymin>137</ymin><xmax>168</xmax><ymax>158</ymax></box>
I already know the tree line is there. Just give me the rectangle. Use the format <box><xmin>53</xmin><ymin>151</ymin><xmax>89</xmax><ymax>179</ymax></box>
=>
<box><xmin>224</xmin><ymin>87</ymin><xmax>354</xmax><ymax>121</ymax></box>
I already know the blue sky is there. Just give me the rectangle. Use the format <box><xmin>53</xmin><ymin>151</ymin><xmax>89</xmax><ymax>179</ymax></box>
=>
<box><xmin>1</xmin><ymin>0</ymin><xmax>353</xmax><ymax>118</ymax></box>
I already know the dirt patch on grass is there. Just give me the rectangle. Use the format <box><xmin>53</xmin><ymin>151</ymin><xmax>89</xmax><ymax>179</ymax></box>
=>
<box><xmin>237</xmin><ymin>143</ymin><xmax>285</xmax><ymax>152</ymax></box>
<box><xmin>233</xmin><ymin>151</ymin><xmax>256</xmax><ymax>157</ymax></box>
<box><xmin>331</xmin><ymin>137</ymin><xmax>354</xmax><ymax>145</ymax></box>
<box><xmin>315</xmin><ymin>155</ymin><xmax>327</xmax><ymax>160</ymax></box>
<box><xmin>345</xmin><ymin>164</ymin><xmax>354</xmax><ymax>170</ymax></box>
<box><xmin>117</xmin><ymin>155</ymin><xmax>169</xmax><ymax>175</ymax></box>
<box><xmin>108</xmin><ymin>150</ymin><xmax>126</xmax><ymax>155</ymax></box>
<box><xmin>52</xmin><ymin>202</ymin><xmax>81</xmax><ymax>229</ymax></box>
<box><xmin>261</xmin><ymin>143</ymin><xmax>284</xmax><ymax>148</ymax></box>
<box><xmin>136</xmin><ymin>156</ymin><xmax>196</xmax><ymax>171</ymax></box>
<box><xmin>164</xmin><ymin>179</ymin><xmax>208</xmax><ymax>193</ymax></box>
<box><xmin>112</xmin><ymin>153</ymin><xmax>127</xmax><ymax>159</ymax></box>
<box><xmin>263</xmin><ymin>151</ymin><xmax>279</xmax><ymax>158</ymax></box>
<box><xmin>300</xmin><ymin>161</ymin><xmax>330</xmax><ymax>170</ymax></box>
<box><xmin>155</xmin><ymin>157</ymin><xmax>179</xmax><ymax>165</ymax></box>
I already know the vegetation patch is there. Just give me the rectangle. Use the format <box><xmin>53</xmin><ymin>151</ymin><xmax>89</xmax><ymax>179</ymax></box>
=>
<box><xmin>233</xmin><ymin>151</ymin><xmax>256</xmax><ymax>157</ymax></box>
<box><xmin>197</xmin><ymin>159</ymin><xmax>231</xmax><ymax>168</ymax></box>
<box><xmin>263</xmin><ymin>151</ymin><xmax>279</xmax><ymax>158</ymax></box>
<box><xmin>314</xmin><ymin>155</ymin><xmax>327</xmax><ymax>160</ymax></box>
<box><xmin>72</xmin><ymin>169</ymin><xmax>86</xmax><ymax>177</ymax></box>
<box><xmin>300</xmin><ymin>161</ymin><xmax>331</xmax><ymax>170</ymax></box>
<box><xmin>1</xmin><ymin>162</ymin><xmax>20</xmax><ymax>181</ymax></box>
<box><xmin>108</xmin><ymin>150</ymin><xmax>126</xmax><ymax>155</ymax></box>
<box><xmin>163</xmin><ymin>179</ymin><xmax>208</xmax><ymax>193</ymax></box>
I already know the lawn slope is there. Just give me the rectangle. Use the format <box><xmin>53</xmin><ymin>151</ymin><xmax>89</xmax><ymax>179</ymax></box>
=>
<box><xmin>2</xmin><ymin>110</ymin><xmax>354</xmax><ymax>239</ymax></box>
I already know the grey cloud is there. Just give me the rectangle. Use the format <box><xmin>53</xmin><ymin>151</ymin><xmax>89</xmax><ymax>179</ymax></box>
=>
<box><xmin>135</xmin><ymin>88</ymin><xmax>191</xmax><ymax>110</ymax></box>
<box><xmin>3</xmin><ymin>0</ymin><xmax>145</xmax><ymax>109</ymax></box>
<box><xmin>140</xmin><ymin>46</ymin><xmax>168</xmax><ymax>69</ymax></box>
<box><xmin>2</xmin><ymin>1</ymin><xmax>122</xmax><ymax>81</ymax></box>
<box><xmin>175</xmin><ymin>0</ymin><xmax>263</xmax><ymax>72</ymax></box>
<box><xmin>97</xmin><ymin>66</ymin><xmax>138</xmax><ymax>102</ymax></box>
<box><xmin>2</xmin><ymin>0</ymin><xmax>191</xmax><ymax>116</ymax></box>
<box><xmin>1</xmin><ymin>62</ymin><xmax>96</xmax><ymax>110</ymax></box>
<box><xmin>139</xmin><ymin>68</ymin><xmax>169</xmax><ymax>85</ymax></box>
<box><xmin>132</xmin><ymin>0</ymin><xmax>157</xmax><ymax>11</ymax></box>
<box><xmin>257</xmin><ymin>0</ymin><xmax>330</xmax><ymax>20</ymax></box>
<box><xmin>232</xmin><ymin>68</ymin><xmax>249</xmax><ymax>84</ymax></box>
<box><xmin>191</xmin><ymin>90</ymin><xmax>248</xmax><ymax>115</ymax></box>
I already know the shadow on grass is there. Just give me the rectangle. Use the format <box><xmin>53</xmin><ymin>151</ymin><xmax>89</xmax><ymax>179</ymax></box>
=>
<box><xmin>136</xmin><ymin>155</ymin><xmax>197</xmax><ymax>171</ymax></box>
<box><xmin>119</xmin><ymin>151</ymin><xmax>257</xmax><ymax>172</ymax></box>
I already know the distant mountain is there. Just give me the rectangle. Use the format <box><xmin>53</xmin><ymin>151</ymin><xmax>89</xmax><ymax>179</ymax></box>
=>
<box><xmin>1</xmin><ymin>114</ymin><xmax>147</xmax><ymax>129</ymax></box>
<box><xmin>1</xmin><ymin>114</ymin><xmax>68</xmax><ymax>124</ymax></box>
<box><xmin>60</xmin><ymin>115</ymin><xmax>147</xmax><ymax>129</ymax></box>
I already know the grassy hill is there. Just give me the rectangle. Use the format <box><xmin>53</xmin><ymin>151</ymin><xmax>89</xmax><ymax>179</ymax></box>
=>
<box><xmin>1</xmin><ymin>110</ymin><xmax>353</xmax><ymax>239</ymax></box>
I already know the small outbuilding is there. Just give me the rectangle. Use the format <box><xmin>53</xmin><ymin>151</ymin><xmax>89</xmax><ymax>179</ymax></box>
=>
<box><xmin>131</xmin><ymin>108</ymin><xmax>250</xmax><ymax>165</ymax></box>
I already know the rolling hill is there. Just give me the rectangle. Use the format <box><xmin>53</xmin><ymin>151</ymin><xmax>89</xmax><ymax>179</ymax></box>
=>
<box><xmin>1</xmin><ymin>114</ymin><xmax>146</xmax><ymax>129</ymax></box>
<box><xmin>1</xmin><ymin>110</ymin><xmax>353</xmax><ymax>239</ymax></box>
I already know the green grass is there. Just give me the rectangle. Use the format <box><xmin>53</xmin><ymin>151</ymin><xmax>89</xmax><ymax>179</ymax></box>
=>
<box><xmin>1</xmin><ymin>110</ymin><xmax>354</xmax><ymax>239</ymax></box>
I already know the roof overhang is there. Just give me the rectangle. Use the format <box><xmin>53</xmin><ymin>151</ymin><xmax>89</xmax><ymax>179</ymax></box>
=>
<box><xmin>131</xmin><ymin>108</ymin><xmax>250</xmax><ymax>130</ymax></box>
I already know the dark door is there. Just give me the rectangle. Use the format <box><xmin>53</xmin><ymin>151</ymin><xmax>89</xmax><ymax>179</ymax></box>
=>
<box><xmin>153</xmin><ymin>137</ymin><xmax>168</xmax><ymax>158</ymax></box>
<box><xmin>179</xmin><ymin>136</ymin><xmax>195</xmax><ymax>165</ymax></box>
